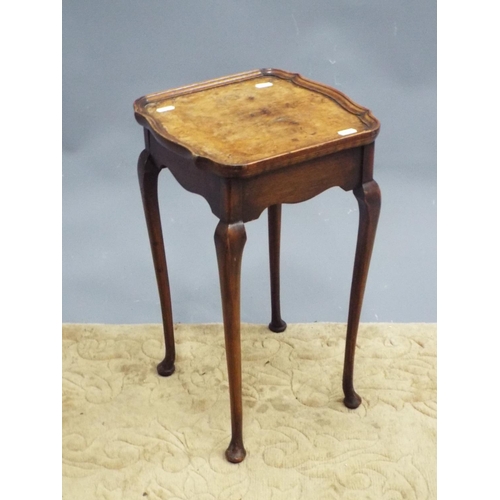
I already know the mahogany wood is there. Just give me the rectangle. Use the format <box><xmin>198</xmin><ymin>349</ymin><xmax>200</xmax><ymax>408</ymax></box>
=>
<box><xmin>268</xmin><ymin>205</ymin><xmax>287</xmax><ymax>333</ymax></box>
<box><xmin>240</xmin><ymin>147</ymin><xmax>361</xmax><ymax>222</ymax></box>
<box><xmin>343</xmin><ymin>179</ymin><xmax>381</xmax><ymax>408</ymax></box>
<box><xmin>137</xmin><ymin>151</ymin><xmax>176</xmax><ymax>376</ymax></box>
<box><xmin>214</xmin><ymin>222</ymin><xmax>247</xmax><ymax>463</ymax></box>
<box><xmin>135</xmin><ymin>69</ymin><xmax>381</xmax><ymax>463</ymax></box>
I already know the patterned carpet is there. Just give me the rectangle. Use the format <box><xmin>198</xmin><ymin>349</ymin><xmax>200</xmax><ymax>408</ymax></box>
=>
<box><xmin>62</xmin><ymin>323</ymin><xmax>436</xmax><ymax>499</ymax></box>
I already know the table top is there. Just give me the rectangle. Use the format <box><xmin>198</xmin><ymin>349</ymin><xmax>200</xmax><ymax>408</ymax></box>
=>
<box><xmin>134</xmin><ymin>69</ymin><xmax>379</xmax><ymax>171</ymax></box>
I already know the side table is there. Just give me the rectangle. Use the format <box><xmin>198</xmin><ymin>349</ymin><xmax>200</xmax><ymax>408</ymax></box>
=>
<box><xmin>134</xmin><ymin>69</ymin><xmax>381</xmax><ymax>463</ymax></box>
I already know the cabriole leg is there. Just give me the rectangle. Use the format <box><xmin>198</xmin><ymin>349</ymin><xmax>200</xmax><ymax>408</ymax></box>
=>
<box><xmin>343</xmin><ymin>179</ymin><xmax>381</xmax><ymax>408</ymax></box>
<box><xmin>214</xmin><ymin>221</ymin><xmax>247</xmax><ymax>463</ymax></box>
<box><xmin>268</xmin><ymin>204</ymin><xmax>287</xmax><ymax>333</ymax></box>
<box><xmin>138</xmin><ymin>150</ymin><xmax>176</xmax><ymax>377</ymax></box>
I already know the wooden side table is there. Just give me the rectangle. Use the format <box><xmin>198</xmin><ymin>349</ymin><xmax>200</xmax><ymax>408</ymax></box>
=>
<box><xmin>134</xmin><ymin>69</ymin><xmax>381</xmax><ymax>463</ymax></box>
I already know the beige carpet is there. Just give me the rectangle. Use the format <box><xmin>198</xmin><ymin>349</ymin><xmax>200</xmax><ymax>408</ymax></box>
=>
<box><xmin>62</xmin><ymin>323</ymin><xmax>436</xmax><ymax>500</ymax></box>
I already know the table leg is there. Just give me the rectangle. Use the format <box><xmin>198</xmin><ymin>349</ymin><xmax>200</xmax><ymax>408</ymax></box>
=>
<box><xmin>268</xmin><ymin>205</ymin><xmax>287</xmax><ymax>333</ymax></box>
<box><xmin>138</xmin><ymin>150</ymin><xmax>176</xmax><ymax>377</ymax></box>
<box><xmin>343</xmin><ymin>179</ymin><xmax>381</xmax><ymax>408</ymax></box>
<box><xmin>214</xmin><ymin>221</ymin><xmax>247</xmax><ymax>463</ymax></box>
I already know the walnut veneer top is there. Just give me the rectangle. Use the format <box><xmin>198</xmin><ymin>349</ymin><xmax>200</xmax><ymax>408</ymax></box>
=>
<box><xmin>134</xmin><ymin>69</ymin><xmax>379</xmax><ymax>173</ymax></box>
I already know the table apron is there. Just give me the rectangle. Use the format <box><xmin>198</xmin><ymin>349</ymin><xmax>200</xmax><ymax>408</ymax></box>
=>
<box><xmin>240</xmin><ymin>147</ymin><xmax>363</xmax><ymax>222</ymax></box>
<box><xmin>147</xmin><ymin>130</ymin><xmax>367</xmax><ymax>224</ymax></box>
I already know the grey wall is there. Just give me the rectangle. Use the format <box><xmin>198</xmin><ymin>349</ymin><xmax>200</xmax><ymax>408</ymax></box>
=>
<box><xmin>63</xmin><ymin>0</ymin><xmax>436</xmax><ymax>324</ymax></box>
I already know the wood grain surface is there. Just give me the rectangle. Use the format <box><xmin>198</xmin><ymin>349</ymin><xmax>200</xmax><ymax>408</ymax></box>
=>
<box><xmin>134</xmin><ymin>69</ymin><xmax>379</xmax><ymax>176</ymax></box>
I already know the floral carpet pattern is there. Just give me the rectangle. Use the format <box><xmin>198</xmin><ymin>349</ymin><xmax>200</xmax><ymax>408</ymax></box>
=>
<box><xmin>62</xmin><ymin>323</ymin><xmax>436</xmax><ymax>499</ymax></box>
